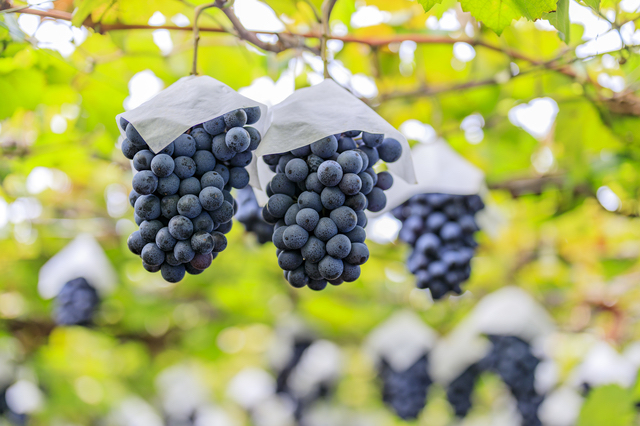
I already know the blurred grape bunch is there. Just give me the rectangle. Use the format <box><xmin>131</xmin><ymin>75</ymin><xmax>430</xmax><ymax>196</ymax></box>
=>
<box><xmin>53</xmin><ymin>277</ymin><xmax>100</xmax><ymax>326</ymax></box>
<box><xmin>268</xmin><ymin>318</ymin><xmax>342</xmax><ymax>420</ymax></box>
<box><xmin>431</xmin><ymin>288</ymin><xmax>555</xmax><ymax>426</ymax></box>
<box><xmin>392</xmin><ymin>193</ymin><xmax>485</xmax><ymax>299</ymax></box>
<box><xmin>445</xmin><ymin>335</ymin><xmax>544</xmax><ymax>426</ymax></box>
<box><xmin>365</xmin><ymin>311</ymin><xmax>438</xmax><ymax>420</ymax></box>
<box><xmin>122</xmin><ymin>106</ymin><xmax>263</xmax><ymax>283</ymax></box>
<box><xmin>261</xmin><ymin>131</ymin><xmax>402</xmax><ymax>290</ymax></box>
<box><xmin>235</xmin><ymin>186</ymin><xmax>274</xmax><ymax>244</ymax></box>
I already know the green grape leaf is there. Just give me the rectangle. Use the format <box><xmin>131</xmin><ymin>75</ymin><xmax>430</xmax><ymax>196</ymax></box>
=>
<box><xmin>418</xmin><ymin>0</ymin><xmax>445</xmax><ymax>12</ymax></box>
<box><xmin>582</xmin><ymin>0</ymin><xmax>600</xmax><ymax>11</ymax></box>
<box><xmin>458</xmin><ymin>0</ymin><xmax>557</xmax><ymax>35</ymax></box>
<box><xmin>544</xmin><ymin>0</ymin><xmax>571</xmax><ymax>43</ymax></box>
<box><xmin>577</xmin><ymin>385</ymin><xmax>635</xmax><ymax>426</ymax></box>
<box><xmin>72</xmin><ymin>0</ymin><xmax>112</xmax><ymax>27</ymax></box>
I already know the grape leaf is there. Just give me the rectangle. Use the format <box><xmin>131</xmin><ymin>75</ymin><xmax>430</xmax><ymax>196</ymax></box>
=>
<box><xmin>582</xmin><ymin>0</ymin><xmax>600</xmax><ymax>11</ymax></box>
<box><xmin>544</xmin><ymin>0</ymin><xmax>571</xmax><ymax>44</ymax></box>
<box><xmin>577</xmin><ymin>385</ymin><xmax>635</xmax><ymax>426</ymax></box>
<box><xmin>458</xmin><ymin>0</ymin><xmax>557</xmax><ymax>35</ymax></box>
<box><xmin>72</xmin><ymin>0</ymin><xmax>112</xmax><ymax>27</ymax></box>
<box><xmin>418</xmin><ymin>0</ymin><xmax>445</xmax><ymax>12</ymax></box>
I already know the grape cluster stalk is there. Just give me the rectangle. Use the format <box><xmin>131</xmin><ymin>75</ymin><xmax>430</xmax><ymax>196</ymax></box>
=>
<box><xmin>235</xmin><ymin>186</ymin><xmax>274</xmax><ymax>244</ymax></box>
<box><xmin>447</xmin><ymin>335</ymin><xmax>543</xmax><ymax>426</ymax></box>
<box><xmin>261</xmin><ymin>131</ymin><xmax>403</xmax><ymax>290</ymax></box>
<box><xmin>121</xmin><ymin>107</ymin><xmax>262</xmax><ymax>282</ymax></box>
<box><xmin>53</xmin><ymin>277</ymin><xmax>100</xmax><ymax>326</ymax></box>
<box><xmin>379</xmin><ymin>355</ymin><xmax>432</xmax><ymax>420</ymax></box>
<box><xmin>393</xmin><ymin>193</ymin><xmax>484</xmax><ymax>299</ymax></box>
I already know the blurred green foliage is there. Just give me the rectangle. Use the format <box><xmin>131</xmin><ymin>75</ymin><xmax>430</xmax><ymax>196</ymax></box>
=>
<box><xmin>0</xmin><ymin>0</ymin><xmax>640</xmax><ymax>424</ymax></box>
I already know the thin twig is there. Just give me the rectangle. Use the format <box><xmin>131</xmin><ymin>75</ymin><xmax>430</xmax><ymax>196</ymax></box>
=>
<box><xmin>320</xmin><ymin>0</ymin><xmax>338</xmax><ymax>78</ymax></box>
<box><xmin>192</xmin><ymin>1</ymin><xmax>219</xmax><ymax>75</ymax></box>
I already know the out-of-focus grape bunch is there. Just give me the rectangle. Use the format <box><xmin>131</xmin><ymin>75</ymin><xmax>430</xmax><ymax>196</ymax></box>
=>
<box><xmin>235</xmin><ymin>187</ymin><xmax>274</xmax><ymax>244</ymax></box>
<box><xmin>393</xmin><ymin>193</ymin><xmax>484</xmax><ymax>299</ymax></box>
<box><xmin>446</xmin><ymin>335</ymin><xmax>543</xmax><ymax>426</ymax></box>
<box><xmin>261</xmin><ymin>131</ymin><xmax>402</xmax><ymax>290</ymax></box>
<box><xmin>378</xmin><ymin>355</ymin><xmax>432</xmax><ymax>420</ymax></box>
<box><xmin>121</xmin><ymin>107</ymin><xmax>262</xmax><ymax>282</ymax></box>
<box><xmin>53</xmin><ymin>277</ymin><xmax>100</xmax><ymax>326</ymax></box>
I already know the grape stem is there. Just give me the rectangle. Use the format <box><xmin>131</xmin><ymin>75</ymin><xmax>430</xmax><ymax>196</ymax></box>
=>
<box><xmin>320</xmin><ymin>0</ymin><xmax>338</xmax><ymax>79</ymax></box>
<box><xmin>191</xmin><ymin>1</ymin><xmax>220</xmax><ymax>76</ymax></box>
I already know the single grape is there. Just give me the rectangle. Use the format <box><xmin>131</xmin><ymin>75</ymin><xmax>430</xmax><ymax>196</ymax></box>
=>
<box><xmin>157</xmin><ymin>173</ymin><xmax>180</xmax><ymax>196</ymax></box>
<box><xmin>284</xmin><ymin>204</ymin><xmax>301</xmax><ymax>226</ymax></box>
<box><xmin>161</xmin><ymin>194</ymin><xmax>180</xmax><ymax>219</ymax></box>
<box><xmin>126</xmin><ymin>123</ymin><xmax>147</xmax><ymax>147</ymax></box>
<box><xmin>330</xmin><ymin>206</ymin><xmax>357</xmax><ymax>233</ymax></box>
<box><xmin>179</xmin><ymin>177</ymin><xmax>202</xmax><ymax>197</ymax></box>
<box><xmin>129</xmin><ymin>190</ymin><xmax>141</xmax><ymax>208</ymax></box>
<box><xmin>378</xmin><ymin>138</ymin><xmax>402</xmax><ymax>163</ymax></box>
<box><xmin>376</xmin><ymin>171</ymin><xmax>394</xmax><ymax>190</ymax></box>
<box><xmin>296</xmin><ymin>208</ymin><xmax>320</xmax><ymax>232</ymax></box>
<box><xmin>345</xmin><ymin>192</ymin><xmax>367</xmax><ymax>211</ymax></box>
<box><xmin>346</xmin><ymin>226</ymin><xmax>366</xmax><ymax>243</ymax></box>
<box><xmin>326</xmin><ymin>234</ymin><xmax>352</xmax><ymax>259</ymax></box>
<box><xmin>213</xmin><ymin>164</ymin><xmax>230</xmax><ymax>185</ymax></box>
<box><xmin>341</xmin><ymin>263</ymin><xmax>361</xmax><ymax>282</ymax></box>
<box><xmin>301</xmin><ymin>236</ymin><xmax>326</xmax><ymax>263</ymax></box>
<box><xmin>174</xmin><ymin>240</ymin><xmax>196</xmax><ymax>263</ymax></box>
<box><xmin>345</xmin><ymin>242</ymin><xmax>369</xmax><ymax>265</ymax></box>
<box><xmin>211</xmin><ymin>232</ymin><xmax>228</xmax><ymax>252</ymax></box>
<box><xmin>339</xmin><ymin>173</ymin><xmax>362</xmax><ymax>196</ymax></box>
<box><xmin>366</xmin><ymin>187</ymin><xmax>387</xmax><ymax>212</ymax></box>
<box><xmin>337</xmin><ymin>136</ymin><xmax>357</xmax><ymax>153</ymax></box>
<box><xmin>308</xmin><ymin>279</ymin><xmax>328</xmax><ymax>291</ymax></box>
<box><xmin>150</xmin><ymin>154</ymin><xmax>175</xmax><ymax>177</ymax></box>
<box><xmin>156</xmin><ymin>227</ymin><xmax>178</xmax><ymax>251</ymax></box>
<box><xmin>226</xmin><ymin>127</ymin><xmax>251</xmax><ymax>152</ymax></box>
<box><xmin>210</xmin><ymin>201</ymin><xmax>234</xmax><ymax>224</ymax></box>
<box><xmin>127</xmin><ymin>231</ymin><xmax>146</xmax><ymax>255</ymax></box>
<box><xmin>139</xmin><ymin>220</ymin><xmax>164</xmax><ymax>242</ymax></box>
<box><xmin>291</xmin><ymin>145</ymin><xmax>311</xmax><ymax>157</ymax></box>
<box><xmin>228</xmin><ymin>167</ymin><xmax>250</xmax><ymax>189</ymax></box>
<box><xmin>200</xmin><ymin>171</ymin><xmax>225</xmax><ymax>190</ymax></box>
<box><xmin>318</xmin><ymin>255</ymin><xmax>344</xmax><ymax>280</ymax></box>
<box><xmin>199</xmin><ymin>186</ymin><xmax>224</xmax><ymax>211</ymax></box>
<box><xmin>174</xmin><ymin>156</ymin><xmax>197</xmax><ymax>179</ymax></box>
<box><xmin>203</xmin><ymin>116</ymin><xmax>226</xmax><ymax>136</ymax></box>
<box><xmin>314</xmin><ymin>217</ymin><xmax>338</xmax><ymax>242</ymax></box>
<box><xmin>337</xmin><ymin>150</ymin><xmax>364</xmax><ymax>174</ymax></box>
<box><xmin>317</xmin><ymin>160</ymin><xmax>343</xmax><ymax>187</ymax></box>
<box><xmin>270</xmin><ymin>173</ymin><xmax>297</xmax><ymax>197</ymax></box>
<box><xmin>191</xmin><ymin>231</ymin><xmax>214</xmax><ymax>254</ymax></box>
<box><xmin>278</xmin><ymin>250</ymin><xmax>304</xmax><ymax>271</ymax></box>
<box><xmin>267</xmin><ymin>194</ymin><xmax>295</xmax><ymax>218</ymax></box>
<box><xmin>224</xmin><ymin>109</ymin><xmax>248</xmax><ymax>128</ymax></box>
<box><xmin>168</xmin><ymin>215</ymin><xmax>194</xmax><ymax>240</ymax></box>
<box><xmin>358</xmin><ymin>172</ymin><xmax>374</xmax><ymax>195</ymax></box>
<box><xmin>362</xmin><ymin>132</ymin><xmax>384</xmax><ymax>147</ymax></box>
<box><xmin>135</xmin><ymin>194</ymin><xmax>161</xmax><ymax>220</ymax></box>
<box><xmin>311</xmin><ymin>135</ymin><xmax>338</xmax><ymax>159</ymax></box>
<box><xmin>121</xmin><ymin>138</ymin><xmax>141</xmax><ymax>160</ymax></box>
<box><xmin>191</xmin><ymin>252</ymin><xmax>213</xmax><ymax>270</ymax></box>
<box><xmin>212</xmin><ymin>134</ymin><xmax>236</xmax><ymax>161</ymax></box>
<box><xmin>141</xmin><ymin>243</ymin><xmax>165</xmax><ymax>266</ymax></box>
<box><xmin>285</xmin><ymin>158</ymin><xmax>309</xmax><ymax>183</ymax></box>
<box><xmin>283</xmin><ymin>225</ymin><xmax>309</xmax><ymax>250</ymax></box>
<box><xmin>132</xmin><ymin>170</ymin><xmax>159</xmax><ymax>195</ymax></box>
<box><xmin>287</xmin><ymin>266</ymin><xmax>309</xmax><ymax>288</ymax></box>
<box><xmin>193</xmin><ymin>150</ymin><xmax>216</xmax><ymax>177</ymax></box>
<box><xmin>228</xmin><ymin>150</ymin><xmax>252</xmax><ymax>167</ymax></box>
<box><xmin>321</xmin><ymin>187</ymin><xmax>345</xmax><ymax>210</ymax></box>
<box><xmin>177</xmin><ymin>194</ymin><xmax>202</xmax><ymax>219</ymax></box>
<box><xmin>161</xmin><ymin>263</ymin><xmax>186</xmax><ymax>283</ymax></box>
<box><xmin>133</xmin><ymin>150</ymin><xmax>155</xmax><ymax>171</ymax></box>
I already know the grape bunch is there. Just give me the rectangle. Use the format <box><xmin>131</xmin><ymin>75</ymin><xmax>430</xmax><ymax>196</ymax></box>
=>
<box><xmin>235</xmin><ymin>187</ymin><xmax>274</xmax><ymax>244</ymax></box>
<box><xmin>274</xmin><ymin>338</ymin><xmax>314</xmax><ymax>420</ymax></box>
<box><xmin>379</xmin><ymin>356</ymin><xmax>432</xmax><ymax>420</ymax></box>
<box><xmin>261</xmin><ymin>131</ymin><xmax>403</xmax><ymax>290</ymax></box>
<box><xmin>121</xmin><ymin>107</ymin><xmax>262</xmax><ymax>282</ymax></box>
<box><xmin>53</xmin><ymin>277</ymin><xmax>100</xmax><ymax>326</ymax></box>
<box><xmin>446</xmin><ymin>335</ymin><xmax>543</xmax><ymax>426</ymax></box>
<box><xmin>392</xmin><ymin>193</ymin><xmax>484</xmax><ymax>299</ymax></box>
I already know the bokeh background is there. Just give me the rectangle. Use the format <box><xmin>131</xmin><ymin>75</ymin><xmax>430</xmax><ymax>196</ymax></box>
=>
<box><xmin>1</xmin><ymin>0</ymin><xmax>640</xmax><ymax>424</ymax></box>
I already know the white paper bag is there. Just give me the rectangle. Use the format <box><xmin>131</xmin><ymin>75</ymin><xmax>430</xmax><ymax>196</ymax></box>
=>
<box><xmin>251</xmin><ymin>79</ymin><xmax>416</xmax><ymax>189</ymax></box>
<box><xmin>364</xmin><ymin>311</ymin><xmax>438</xmax><ymax>372</ymax></box>
<box><xmin>368</xmin><ymin>139</ymin><xmax>485</xmax><ymax>218</ymax></box>
<box><xmin>38</xmin><ymin>233</ymin><xmax>117</xmax><ymax>298</ymax></box>
<box><xmin>116</xmin><ymin>75</ymin><xmax>271</xmax><ymax>156</ymax></box>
